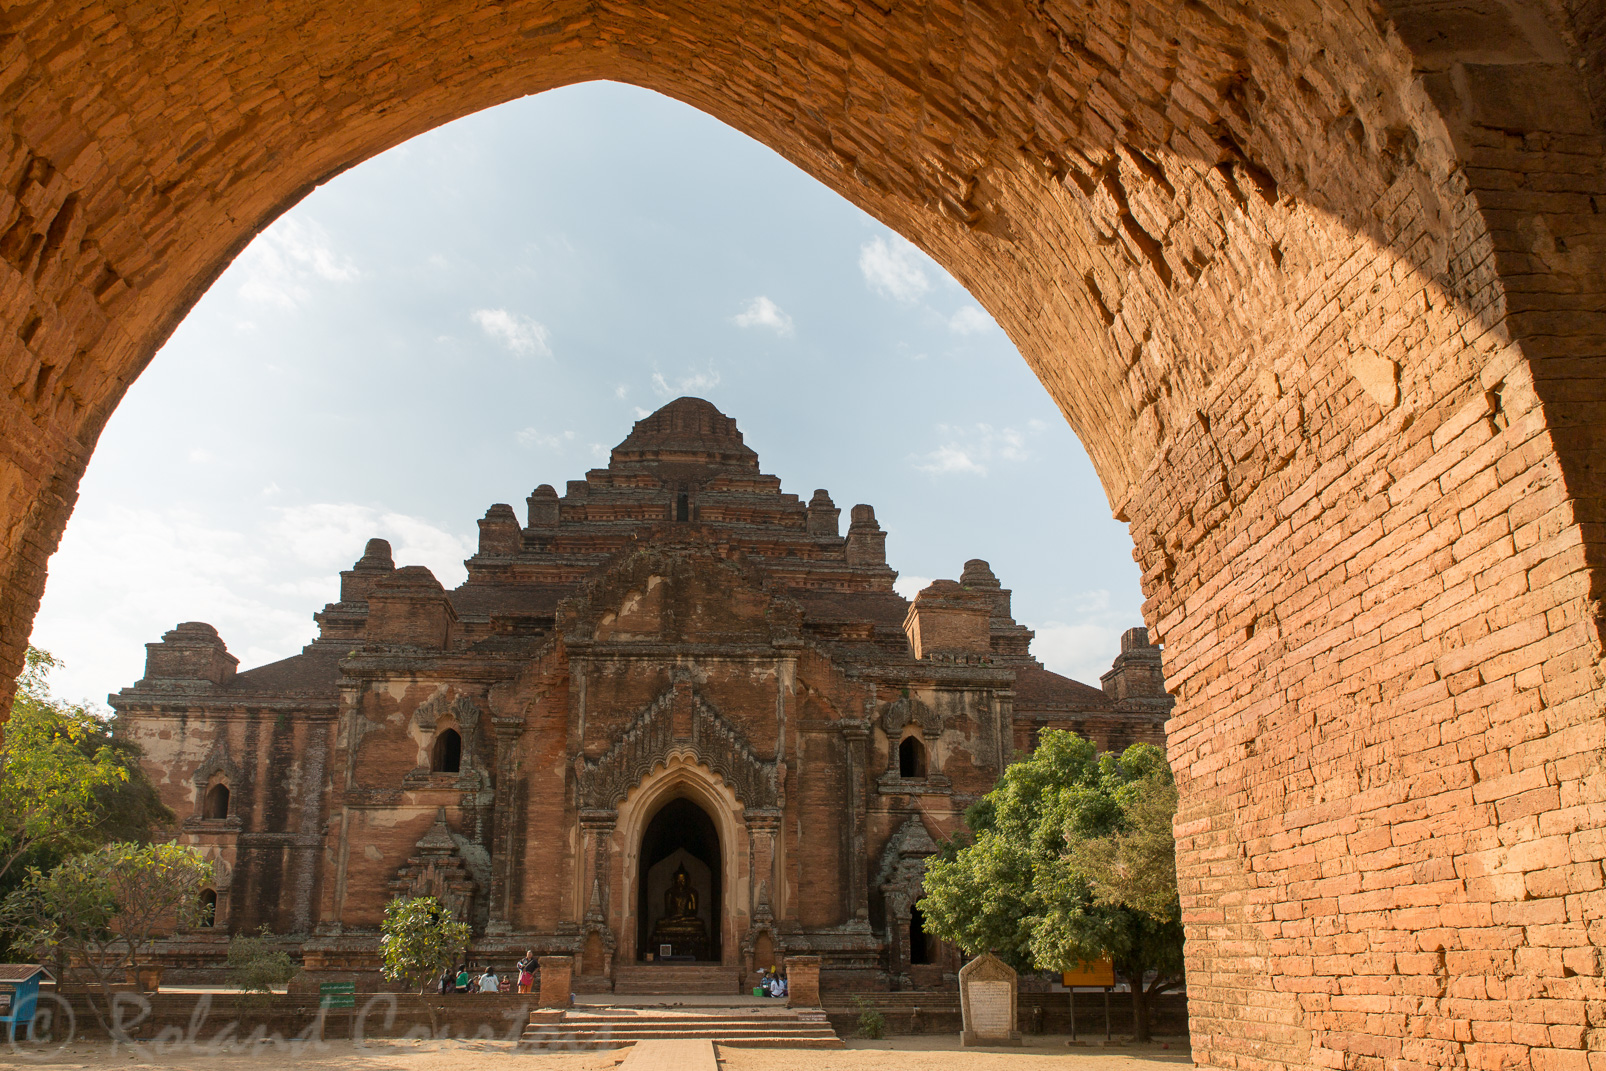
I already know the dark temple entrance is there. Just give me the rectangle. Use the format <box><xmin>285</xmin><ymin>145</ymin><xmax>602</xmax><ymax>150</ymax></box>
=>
<box><xmin>637</xmin><ymin>797</ymin><xmax>722</xmax><ymax>962</ymax></box>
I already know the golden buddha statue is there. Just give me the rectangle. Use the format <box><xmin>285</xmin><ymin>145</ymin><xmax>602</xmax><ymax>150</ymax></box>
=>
<box><xmin>665</xmin><ymin>868</ymin><xmax>698</xmax><ymax>918</ymax></box>
<box><xmin>649</xmin><ymin>864</ymin><xmax>708</xmax><ymax>959</ymax></box>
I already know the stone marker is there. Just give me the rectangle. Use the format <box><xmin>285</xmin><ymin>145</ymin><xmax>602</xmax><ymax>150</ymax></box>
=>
<box><xmin>785</xmin><ymin>955</ymin><xmax>821</xmax><ymax>1007</ymax></box>
<box><xmin>538</xmin><ymin>955</ymin><xmax>573</xmax><ymax>1009</ymax></box>
<box><xmin>959</xmin><ymin>952</ymin><xmax>1021</xmax><ymax>1046</ymax></box>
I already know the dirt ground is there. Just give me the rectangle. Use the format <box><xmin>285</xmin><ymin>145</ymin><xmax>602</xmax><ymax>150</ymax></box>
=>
<box><xmin>726</xmin><ymin>1036</ymin><xmax>1194</xmax><ymax>1070</ymax></box>
<box><xmin>2</xmin><ymin>1036</ymin><xmax>1193</xmax><ymax>1069</ymax></box>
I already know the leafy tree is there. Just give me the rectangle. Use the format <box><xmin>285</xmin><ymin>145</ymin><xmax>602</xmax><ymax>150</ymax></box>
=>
<box><xmin>0</xmin><ymin>648</ymin><xmax>138</xmax><ymax>881</ymax></box>
<box><xmin>228</xmin><ymin>924</ymin><xmax>300</xmax><ymax>1001</ymax></box>
<box><xmin>1</xmin><ymin>842</ymin><xmax>212</xmax><ymax>1036</ymax></box>
<box><xmin>920</xmin><ymin>732</ymin><xmax>1184</xmax><ymax>1041</ymax></box>
<box><xmin>378</xmin><ymin>896</ymin><xmax>471</xmax><ymax>995</ymax></box>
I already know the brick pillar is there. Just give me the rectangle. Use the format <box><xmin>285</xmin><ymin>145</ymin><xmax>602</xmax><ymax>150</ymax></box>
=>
<box><xmin>840</xmin><ymin>721</ymin><xmax>870</xmax><ymax>924</ymax></box>
<box><xmin>785</xmin><ymin>955</ymin><xmax>821</xmax><ymax>1007</ymax></box>
<box><xmin>538</xmin><ymin>955</ymin><xmax>573</xmax><ymax>1009</ymax></box>
<box><xmin>579</xmin><ymin>809</ymin><xmax>615</xmax><ymax>926</ymax></box>
<box><xmin>746</xmin><ymin>808</ymin><xmax>781</xmax><ymax>920</ymax></box>
<box><xmin>486</xmin><ymin>717</ymin><xmax>526</xmax><ymax>934</ymax></box>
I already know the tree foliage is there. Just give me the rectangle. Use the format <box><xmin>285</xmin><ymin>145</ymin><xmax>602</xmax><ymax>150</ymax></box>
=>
<box><xmin>1</xmin><ymin>842</ymin><xmax>212</xmax><ymax>1036</ymax></box>
<box><xmin>378</xmin><ymin>896</ymin><xmax>471</xmax><ymax>995</ymax></box>
<box><xmin>920</xmin><ymin>732</ymin><xmax>1184</xmax><ymax>1041</ymax></box>
<box><xmin>0</xmin><ymin>648</ymin><xmax>173</xmax><ymax>886</ymax></box>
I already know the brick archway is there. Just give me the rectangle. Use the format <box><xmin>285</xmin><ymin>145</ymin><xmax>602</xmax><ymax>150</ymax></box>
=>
<box><xmin>4</xmin><ymin>2</ymin><xmax>1605</xmax><ymax>1065</ymax></box>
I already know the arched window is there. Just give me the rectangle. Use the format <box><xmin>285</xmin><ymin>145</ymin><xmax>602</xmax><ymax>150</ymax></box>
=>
<box><xmin>909</xmin><ymin>901</ymin><xmax>931</xmax><ymax>964</ymax></box>
<box><xmin>203</xmin><ymin>783</ymin><xmax>230</xmax><ymax>819</ymax></box>
<box><xmin>198</xmin><ymin>889</ymin><xmax>218</xmax><ymax>927</ymax></box>
<box><xmin>899</xmin><ymin>735</ymin><xmax>926</xmax><ymax>778</ymax></box>
<box><xmin>433</xmin><ymin>729</ymin><xmax>462</xmax><ymax>773</ymax></box>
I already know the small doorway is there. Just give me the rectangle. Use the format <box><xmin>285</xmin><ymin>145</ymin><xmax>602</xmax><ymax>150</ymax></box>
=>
<box><xmin>909</xmin><ymin>900</ymin><xmax>931</xmax><ymax>964</ymax></box>
<box><xmin>637</xmin><ymin>797</ymin><xmax>722</xmax><ymax>962</ymax></box>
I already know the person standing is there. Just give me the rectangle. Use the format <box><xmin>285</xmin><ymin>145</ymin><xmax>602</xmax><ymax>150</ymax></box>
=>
<box><xmin>517</xmin><ymin>951</ymin><xmax>537</xmax><ymax>994</ymax></box>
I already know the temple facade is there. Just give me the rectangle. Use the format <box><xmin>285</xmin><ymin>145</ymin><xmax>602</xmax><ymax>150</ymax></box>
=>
<box><xmin>111</xmin><ymin>397</ymin><xmax>1170</xmax><ymax>991</ymax></box>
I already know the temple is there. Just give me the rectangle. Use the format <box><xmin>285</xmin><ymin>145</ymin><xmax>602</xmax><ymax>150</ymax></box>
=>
<box><xmin>111</xmin><ymin>397</ymin><xmax>1170</xmax><ymax>992</ymax></box>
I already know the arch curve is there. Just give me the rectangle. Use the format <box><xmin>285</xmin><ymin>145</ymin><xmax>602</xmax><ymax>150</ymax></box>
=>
<box><xmin>3</xmin><ymin>2</ymin><xmax>1605</xmax><ymax>1065</ymax></box>
<box><xmin>614</xmin><ymin>754</ymin><xmax>754</xmax><ymax>968</ymax></box>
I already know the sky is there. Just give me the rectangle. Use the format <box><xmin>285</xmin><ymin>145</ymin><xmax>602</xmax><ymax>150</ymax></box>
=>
<box><xmin>26</xmin><ymin>81</ymin><xmax>1144</xmax><ymax>707</ymax></box>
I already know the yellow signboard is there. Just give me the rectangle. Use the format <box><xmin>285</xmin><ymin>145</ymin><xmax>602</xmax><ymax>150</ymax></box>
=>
<box><xmin>1061</xmin><ymin>957</ymin><xmax>1115</xmax><ymax>987</ymax></box>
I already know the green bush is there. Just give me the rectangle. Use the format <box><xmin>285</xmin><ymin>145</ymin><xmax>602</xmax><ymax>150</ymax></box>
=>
<box><xmin>853</xmin><ymin>995</ymin><xmax>886</xmax><ymax>1040</ymax></box>
<box><xmin>228</xmin><ymin>925</ymin><xmax>299</xmax><ymax>996</ymax></box>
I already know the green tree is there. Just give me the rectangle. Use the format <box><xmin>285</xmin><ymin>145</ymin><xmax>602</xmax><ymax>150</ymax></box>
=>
<box><xmin>378</xmin><ymin>896</ymin><xmax>471</xmax><ymax>995</ymax></box>
<box><xmin>920</xmin><ymin>732</ymin><xmax>1184</xmax><ymax>1042</ymax></box>
<box><xmin>0</xmin><ymin>647</ymin><xmax>174</xmax><ymax>903</ymax></box>
<box><xmin>1</xmin><ymin>842</ymin><xmax>212</xmax><ymax>1035</ymax></box>
<box><xmin>0</xmin><ymin>649</ymin><xmax>138</xmax><ymax>881</ymax></box>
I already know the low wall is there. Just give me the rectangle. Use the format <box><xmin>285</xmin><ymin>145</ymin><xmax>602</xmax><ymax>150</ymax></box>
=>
<box><xmin>823</xmin><ymin>991</ymin><xmax>1189</xmax><ymax>1038</ymax></box>
<box><xmin>27</xmin><ymin>989</ymin><xmax>539</xmax><ymax>1047</ymax></box>
<box><xmin>18</xmin><ymin>986</ymin><xmax>1187</xmax><ymax>1048</ymax></box>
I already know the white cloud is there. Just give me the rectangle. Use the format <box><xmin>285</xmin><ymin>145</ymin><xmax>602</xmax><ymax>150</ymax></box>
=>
<box><xmin>236</xmin><ymin>217</ymin><xmax>359</xmax><ymax>309</ymax></box>
<box><xmin>893</xmin><ymin>575</ymin><xmax>933</xmax><ymax>601</ymax></box>
<box><xmin>651</xmin><ymin>364</ymin><xmax>721</xmax><ymax>398</ymax></box>
<box><xmin>1027</xmin><ymin>620</ymin><xmax>1126</xmax><ymax>687</ymax></box>
<box><xmin>268</xmin><ymin>504</ymin><xmax>471</xmax><ymax>583</ymax></box>
<box><xmin>27</xmin><ymin>502</ymin><xmax>473</xmax><ymax>705</ymax></box>
<box><xmin>516</xmin><ymin>428</ymin><xmax>576</xmax><ymax>450</ymax></box>
<box><xmin>915</xmin><ymin>446</ymin><xmax>987</xmax><ymax>476</ymax></box>
<box><xmin>731</xmin><ymin>296</ymin><xmax>795</xmax><ymax>336</ymax></box>
<box><xmin>472</xmin><ymin>308</ymin><xmax>552</xmax><ymax>357</ymax></box>
<box><xmin>1020</xmin><ymin>589</ymin><xmax>1144</xmax><ymax>686</ymax></box>
<box><xmin>912</xmin><ymin>423</ymin><xmax>1033</xmax><ymax>476</ymax></box>
<box><xmin>859</xmin><ymin>235</ymin><xmax>930</xmax><ymax>302</ymax></box>
<box><xmin>949</xmin><ymin>305</ymin><xmax>993</xmax><ymax>335</ymax></box>
<box><xmin>615</xmin><ymin>385</ymin><xmax>629</xmax><ymax>399</ymax></box>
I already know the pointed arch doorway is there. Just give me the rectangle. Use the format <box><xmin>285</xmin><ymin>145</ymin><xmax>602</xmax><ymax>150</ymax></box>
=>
<box><xmin>636</xmin><ymin>796</ymin><xmax>722</xmax><ymax>962</ymax></box>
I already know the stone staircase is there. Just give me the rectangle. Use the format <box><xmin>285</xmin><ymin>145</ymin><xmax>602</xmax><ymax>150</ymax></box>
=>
<box><xmin>521</xmin><ymin>1006</ymin><xmax>844</xmax><ymax>1050</ymax></box>
<box><xmin>612</xmin><ymin>965</ymin><xmax>743</xmax><ymax>995</ymax></box>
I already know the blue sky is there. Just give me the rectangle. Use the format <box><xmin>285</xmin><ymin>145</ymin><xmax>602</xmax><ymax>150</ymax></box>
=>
<box><xmin>27</xmin><ymin>81</ymin><xmax>1143</xmax><ymax>704</ymax></box>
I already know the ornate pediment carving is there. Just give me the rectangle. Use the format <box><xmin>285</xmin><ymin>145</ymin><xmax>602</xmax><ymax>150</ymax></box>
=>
<box><xmin>881</xmin><ymin>695</ymin><xmax>941</xmax><ymax>736</ymax></box>
<box><xmin>876</xmin><ymin>814</ymin><xmax>939</xmax><ymax>893</ymax></box>
<box><xmin>193</xmin><ymin>739</ymin><xmax>242</xmax><ymax>789</ymax></box>
<box><xmin>389</xmin><ymin>807</ymin><xmax>480</xmax><ymax>926</ymax></box>
<box><xmin>576</xmin><ymin>686</ymin><xmax>779</xmax><ymax>810</ymax></box>
<box><xmin>414</xmin><ymin>693</ymin><xmax>482</xmax><ymax>735</ymax></box>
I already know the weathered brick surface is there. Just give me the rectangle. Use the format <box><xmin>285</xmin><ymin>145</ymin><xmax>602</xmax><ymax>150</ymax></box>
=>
<box><xmin>3</xmin><ymin>0</ymin><xmax>1606</xmax><ymax>1066</ymax></box>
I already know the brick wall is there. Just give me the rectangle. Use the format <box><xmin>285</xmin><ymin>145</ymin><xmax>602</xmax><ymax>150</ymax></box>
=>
<box><xmin>2</xmin><ymin>1</ymin><xmax>1604</xmax><ymax>1067</ymax></box>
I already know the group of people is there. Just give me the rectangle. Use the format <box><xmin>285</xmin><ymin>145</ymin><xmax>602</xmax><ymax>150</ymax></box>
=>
<box><xmin>757</xmin><ymin>966</ymin><xmax>788</xmax><ymax>998</ymax></box>
<box><xmin>436</xmin><ymin>951</ymin><xmax>540</xmax><ymax>995</ymax></box>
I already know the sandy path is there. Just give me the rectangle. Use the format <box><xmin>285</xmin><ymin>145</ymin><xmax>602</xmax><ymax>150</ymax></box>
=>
<box><xmin>720</xmin><ymin>1037</ymin><xmax>1192</xmax><ymax>1071</ymax></box>
<box><xmin>1</xmin><ymin>1035</ymin><xmax>1192</xmax><ymax>1070</ymax></box>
